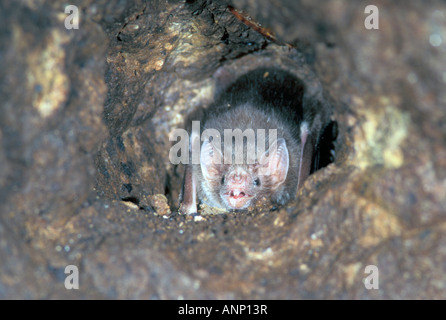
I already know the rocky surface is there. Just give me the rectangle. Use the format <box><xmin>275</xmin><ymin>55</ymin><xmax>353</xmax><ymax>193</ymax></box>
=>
<box><xmin>1</xmin><ymin>0</ymin><xmax>445</xmax><ymax>299</ymax></box>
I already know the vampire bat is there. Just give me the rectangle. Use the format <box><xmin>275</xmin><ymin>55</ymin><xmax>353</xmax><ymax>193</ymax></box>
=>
<box><xmin>179</xmin><ymin>67</ymin><xmax>332</xmax><ymax>214</ymax></box>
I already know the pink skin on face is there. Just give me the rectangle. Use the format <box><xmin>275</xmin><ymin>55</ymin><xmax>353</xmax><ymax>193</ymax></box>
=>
<box><xmin>221</xmin><ymin>168</ymin><xmax>254</xmax><ymax>209</ymax></box>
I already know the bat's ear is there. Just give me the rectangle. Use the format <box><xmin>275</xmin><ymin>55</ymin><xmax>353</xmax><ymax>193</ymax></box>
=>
<box><xmin>259</xmin><ymin>138</ymin><xmax>289</xmax><ymax>188</ymax></box>
<box><xmin>200</xmin><ymin>139</ymin><xmax>223</xmax><ymax>181</ymax></box>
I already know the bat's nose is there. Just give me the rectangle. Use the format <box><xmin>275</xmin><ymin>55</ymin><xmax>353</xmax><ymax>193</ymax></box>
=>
<box><xmin>228</xmin><ymin>168</ymin><xmax>248</xmax><ymax>185</ymax></box>
<box><xmin>229</xmin><ymin>174</ymin><xmax>248</xmax><ymax>188</ymax></box>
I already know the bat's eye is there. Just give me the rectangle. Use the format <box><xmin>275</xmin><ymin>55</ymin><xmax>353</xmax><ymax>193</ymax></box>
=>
<box><xmin>221</xmin><ymin>175</ymin><xmax>225</xmax><ymax>185</ymax></box>
<box><xmin>253</xmin><ymin>178</ymin><xmax>261</xmax><ymax>186</ymax></box>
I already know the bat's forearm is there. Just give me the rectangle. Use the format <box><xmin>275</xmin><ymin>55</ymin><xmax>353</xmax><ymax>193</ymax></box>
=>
<box><xmin>179</xmin><ymin>164</ymin><xmax>197</xmax><ymax>214</ymax></box>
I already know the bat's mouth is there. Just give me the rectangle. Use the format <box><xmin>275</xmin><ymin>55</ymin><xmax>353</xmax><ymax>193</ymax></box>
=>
<box><xmin>230</xmin><ymin>190</ymin><xmax>245</xmax><ymax>199</ymax></box>
<box><xmin>226</xmin><ymin>189</ymin><xmax>253</xmax><ymax>198</ymax></box>
<box><xmin>224</xmin><ymin>189</ymin><xmax>254</xmax><ymax>209</ymax></box>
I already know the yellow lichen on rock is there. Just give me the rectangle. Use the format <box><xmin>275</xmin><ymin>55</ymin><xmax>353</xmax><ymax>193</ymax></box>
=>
<box><xmin>351</xmin><ymin>95</ymin><xmax>410</xmax><ymax>170</ymax></box>
<box><xmin>149</xmin><ymin>194</ymin><xmax>171</xmax><ymax>216</ymax></box>
<box><xmin>355</xmin><ymin>197</ymin><xmax>403</xmax><ymax>247</ymax></box>
<box><xmin>15</xmin><ymin>26</ymin><xmax>70</xmax><ymax>118</ymax></box>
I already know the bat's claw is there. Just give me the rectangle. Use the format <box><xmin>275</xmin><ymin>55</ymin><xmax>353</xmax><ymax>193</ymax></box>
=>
<box><xmin>179</xmin><ymin>203</ymin><xmax>198</xmax><ymax>215</ymax></box>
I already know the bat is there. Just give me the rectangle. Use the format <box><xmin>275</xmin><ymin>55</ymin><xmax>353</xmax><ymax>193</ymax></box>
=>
<box><xmin>179</xmin><ymin>67</ymin><xmax>332</xmax><ymax>214</ymax></box>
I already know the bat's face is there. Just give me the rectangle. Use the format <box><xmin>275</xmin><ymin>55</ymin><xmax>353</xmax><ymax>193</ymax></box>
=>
<box><xmin>200</xmin><ymin>138</ymin><xmax>290</xmax><ymax>211</ymax></box>
<box><xmin>218</xmin><ymin>165</ymin><xmax>261</xmax><ymax>210</ymax></box>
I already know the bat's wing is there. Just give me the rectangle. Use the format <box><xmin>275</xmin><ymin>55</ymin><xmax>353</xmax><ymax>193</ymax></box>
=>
<box><xmin>179</xmin><ymin>164</ymin><xmax>197</xmax><ymax>214</ymax></box>
<box><xmin>297</xmin><ymin>122</ymin><xmax>314</xmax><ymax>190</ymax></box>
<box><xmin>179</xmin><ymin>129</ymin><xmax>200</xmax><ymax>214</ymax></box>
